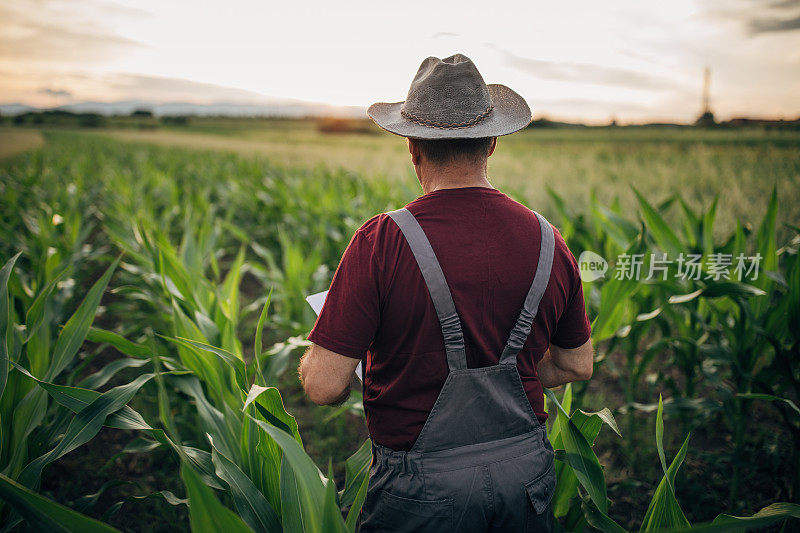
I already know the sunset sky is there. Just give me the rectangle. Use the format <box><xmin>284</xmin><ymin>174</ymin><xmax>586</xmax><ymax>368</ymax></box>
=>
<box><xmin>1</xmin><ymin>0</ymin><xmax>799</xmax><ymax>123</ymax></box>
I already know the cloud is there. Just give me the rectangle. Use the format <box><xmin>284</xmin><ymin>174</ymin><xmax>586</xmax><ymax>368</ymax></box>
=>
<box><xmin>493</xmin><ymin>47</ymin><xmax>676</xmax><ymax>91</ymax></box>
<box><xmin>38</xmin><ymin>87</ymin><xmax>72</xmax><ymax>97</ymax></box>
<box><xmin>767</xmin><ymin>0</ymin><xmax>800</xmax><ymax>9</ymax></box>
<box><xmin>104</xmin><ymin>73</ymin><xmax>272</xmax><ymax>103</ymax></box>
<box><xmin>0</xmin><ymin>3</ymin><xmax>147</xmax><ymax>64</ymax></box>
<box><xmin>431</xmin><ymin>32</ymin><xmax>460</xmax><ymax>39</ymax></box>
<box><xmin>702</xmin><ymin>0</ymin><xmax>800</xmax><ymax>36</ymax></box>
<box><xmin>535</xmin><ymin>97</ymin><xmax>653</xmax><ymax>114</ymax></box>
<box><xmin>88</xmin><ymin>0</ymin><xmax>153</xmax><ymax>18</ymax></box>
<box><xmin>748</xmin><ymin>14</ymin><xmax>800</xmax><ymax>34</ymax></box>
<box><xmin>22</xmin><ymin>0</ymin><xmax>152</xmax><ymax>18</ymax></box>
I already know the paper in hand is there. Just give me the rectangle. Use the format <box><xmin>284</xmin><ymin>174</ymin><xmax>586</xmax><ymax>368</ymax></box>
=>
<box><xmin>305</xmin><ymin>290</ymin><xmax>328</xmax><ymax>315</ymax></box>
<box><xmin>305</xmin><ymin>290</ymin><xmax>363</xmax><ymax>381</ymax></box>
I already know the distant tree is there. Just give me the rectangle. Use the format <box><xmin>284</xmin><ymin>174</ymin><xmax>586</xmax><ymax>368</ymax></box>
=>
<box><xmin>78</xmin><ymin>113</ymin><xmax>106</xmax><ymax>128</ymax></box>
<box><xmin>529</xmin><ymin>117</ymin><xmax>556</xmax><ymax>128</ymax></box>
<box><xmin>131</xmin><ymin>108</ymin><xmax>153</xmax><ymax>118</ymax></box>
<box><xmin>13</xmin><ymin>114</ymin><xmax>25</xmax><ymax>126</ymax></box>
<box><xmin>316</xmin><ymin>117</ymin><xmax>376</xmax><ymax>134</ymax></box>
<box><xmin>161</xmin><ymin>115</ymin><xmax>189</xmax><ymax>126</ymax></box>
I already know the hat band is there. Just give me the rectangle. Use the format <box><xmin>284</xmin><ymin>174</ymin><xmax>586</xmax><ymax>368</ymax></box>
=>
<box><xmin>400</xmin><ymin>104</ymin><xmax>493</xmax><ymax>130</ymax></box>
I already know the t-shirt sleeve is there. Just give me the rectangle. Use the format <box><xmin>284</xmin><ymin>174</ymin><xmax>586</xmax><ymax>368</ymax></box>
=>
<box><xmin>306</xmin><ymin>228</ymin><xmax>381</xmax><ymax>360</ymax></box>
<box><xmin>550</xmin><ymin>231</ymin><xmax>592</xmax><ymax>349</ymax></box>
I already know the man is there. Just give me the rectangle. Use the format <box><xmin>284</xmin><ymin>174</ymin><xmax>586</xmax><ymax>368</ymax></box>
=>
<box><xmin>298</xmin><ymin>54</ymin><xmax>593</xmax><ymax>532</ymax></box>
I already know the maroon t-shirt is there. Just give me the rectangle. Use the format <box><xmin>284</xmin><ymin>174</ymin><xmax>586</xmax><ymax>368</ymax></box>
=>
<box><xmin>307</xmin><ymin>186</ymin><xmax>591</xmax><ymax>451</ymax></box>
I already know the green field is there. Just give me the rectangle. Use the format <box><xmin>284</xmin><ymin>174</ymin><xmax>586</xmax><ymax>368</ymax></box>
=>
<box><xmin>0</xmin><ymin>123</ymin><xmax>798</xmax><ymax>532</ymax></box>
<box><xmin>80</xmin><ymin>124</ymin><xmax>800</xmax><ymax>236</ymax></box>
<box><xmin>5</xmin><ymin>122</ymin><xmax>799</xmax><ymax>235</ymax></box>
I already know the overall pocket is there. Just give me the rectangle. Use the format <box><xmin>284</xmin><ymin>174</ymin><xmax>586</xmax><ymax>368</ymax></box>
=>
<box><xmin>376</xmin><ymin>489</ymin><xmax>453</xmax><ymax>532</ymax></box>
<box><xmin>524</xmin><ymin>460</ymin><xmax>556</xmax><ymax>532</ymax></box>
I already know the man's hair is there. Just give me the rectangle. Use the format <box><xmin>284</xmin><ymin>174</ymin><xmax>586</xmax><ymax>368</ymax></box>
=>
<box><xmin>412</xmin><ymin>137</ymin><xmax>494</xmax><ymax>166</ymax></box>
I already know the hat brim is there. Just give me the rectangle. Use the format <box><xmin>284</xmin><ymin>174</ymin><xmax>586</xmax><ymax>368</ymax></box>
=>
<box><xmin>366</xmin><ymin>84</ymin><xmax>532</xmax><ymax>139</ymax></box>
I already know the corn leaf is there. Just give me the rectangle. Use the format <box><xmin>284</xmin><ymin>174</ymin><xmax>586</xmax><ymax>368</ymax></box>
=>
<box><xmin>338</xmin><ymin>438</ymin><xmax>371</xmax><ymax>509</ymax></box>
<box><xmin>751</xmin><ymin>187</ymin><xmax>778</xmax><ymax>318</ymax></box>
<box><xmin>0</xmin><ymin>251</ymin><xmax>22</xmax><ymax>401</ymax></box>
<box><xmin>660</xmin><ymin>502</ymin><xmax>800</xmax><ymax>533</ymax></box>
<box><xmin>639</xmin><ymin>394</ymin><xmax>691</xmax><ymax>532</ymax></box>
<box><xmin>77</xmin><ymin>357</ymin><xmax>149</xmax><ymax>390</ymax></box>
<box><xmin>572</xmin><ymin>408</ymin><xmax>623</xmax><ymax>441</ymax></box>
<box><xmin>251</xmin><ymin>416</ymin><xmax>326</xmax><ymax>532</ymax></box>
<box><xmin>23</xmin><ymin>270</ymin><xmax>64</xmax><ymax>344</ymax></box>
<box><xmin>736</xmin><ymin>393</ymin><xmax>800</xmax><ymax>418</ymax></box>
<box><xmin>633</xmin><ymin>188</ymin><xmax>682</xmax><ymax>257</ymax></box>
<box><xmin>655</xmin><ymin>395</ymin><xmax>671</xmax><ymax>490</ymax></box>
<box><xmin>322</xmin><ymin>460</ymin><xmax>348</xmax><ymax>533</ymax></box>
<box><xmin>245</xmin><ymin>384</ymin><xmax>300</xmax><ymax>441</ymax></box>
<box><xmin>581</xmin><ymin>494</ymin><xmax>630</xmax><ymax>533</ymax></box>
<box><xmin>174</xmin><ymin>375</ymin><xmax>240</xmax><ymax>461</ymax></box>
<box><xmin>252</xmin><ymin>289</ymin><xmax>273</xmax><ymax>382</ymax></box>
<box><xmin>280</xmin><ymin>458</ymin><xmax>306</xmax><ymax>533</ymax></box>
<box><xmin>700</xmin><ymin>281</ymin><xmax>765</xmax><ymax>300</ymax></box>
<box><xmin>86</xmin><ymin>327</ymin><xmax>152</xmax><ymax>358</ymax></box>
<box><xmin>181</xmin><ymin>462</ymin><xmax>253</xmax><ymax>533</ymax></box>
<box><xmin>18</xmin><ymin>372</ymin><xmax>157</xmax><ymax>491</ymax></box>
<box><xmin>172</xmin><ymin>337</ymin><xmax>247</xmax><ymax>390</ymax></box>
<box><xmin>46</xmin><ymin>256</ymin><xmax>120</xmax><ymax>381</ymax></box>
<box><xmin>344</xmin><ymin>469</ymin><xmax>369</xmax><ymax>533</ymax></box>
<box><xmin>544</xmin><ymin>388</ymin><xmax>609</xmax><ymax>513</ymax></box>
<box><xmin>0</xmin><ymin>473</ymin><xmax>120</xmax><ymax>532</ymax></box>
<box><xmin>639</xmin><ymin>435</ymin><xmax>691</xmax><ymax>531</ymax></box>
<box><xmin>209</xmin><ymin>435</ymin><xmax>282</xmax><ymax>533</ymax></box>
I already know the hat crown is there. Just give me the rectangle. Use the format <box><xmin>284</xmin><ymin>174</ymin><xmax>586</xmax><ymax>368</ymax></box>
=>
<box><xmin>401</xmin><ymin>54</ymin><xmax>493</xmax><ymax>128</ymax></box>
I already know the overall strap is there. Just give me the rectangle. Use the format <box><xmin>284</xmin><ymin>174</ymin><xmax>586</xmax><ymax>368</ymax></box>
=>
<box><xmin>499</xmin><ymin>211</ymin><xmax>555</xmax><ymax>365</ymax></box>
<box><xmin>387</xmin><ymin>208</ymin><xmax>467</xmax><ymax>371</ymax></box>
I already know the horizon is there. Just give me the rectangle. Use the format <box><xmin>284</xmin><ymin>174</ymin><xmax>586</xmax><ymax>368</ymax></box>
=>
<box><xmin>2</xmin><ymin>0</ymin><xmax>799</xmax><ymax>124</ymax></box>
<box><xmin>4</xmin><ymin>98</ymin><xmax>799</xmax><ymax>128</ymax></box>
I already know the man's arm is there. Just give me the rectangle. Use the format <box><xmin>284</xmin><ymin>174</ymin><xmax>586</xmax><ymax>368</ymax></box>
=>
<box><xmin>298</xmin><ymin>342</ymin><xmax>361</xmax><ymax>406</ymax></box>
<box><xmin>537</xmin><ymin>338</ymin><xmax>594</xmax><ymax>389</ymax></box>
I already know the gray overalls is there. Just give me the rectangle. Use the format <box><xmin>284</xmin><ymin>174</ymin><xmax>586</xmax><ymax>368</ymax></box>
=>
<box><xmin>356</xmin><ymin>207</ymin><xmax>557</xmax><ymax>533</ymax></box>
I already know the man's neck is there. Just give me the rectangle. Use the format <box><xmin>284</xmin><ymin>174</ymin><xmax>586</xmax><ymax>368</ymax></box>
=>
<box><xmin>418</xmin><ymin>165</ymin><xmax>495</xmax><ymax>195</ymax></box>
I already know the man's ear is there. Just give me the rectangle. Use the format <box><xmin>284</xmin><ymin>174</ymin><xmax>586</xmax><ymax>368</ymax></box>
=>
<box><xmin>407</xmin><ymin>137</ymin><xmax>421</xmax><ymax>166</ymax></box>
<box><xmin>487</xmin><ymin>137</ymin><xmax>497</xmax><ymax>158</ymax></box>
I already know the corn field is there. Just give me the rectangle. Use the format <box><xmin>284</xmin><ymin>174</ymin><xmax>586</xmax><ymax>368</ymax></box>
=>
<box><xmin>0</xmin><ymin>130</ymin><xmax>799</xmax><ymax>531</ymax></box>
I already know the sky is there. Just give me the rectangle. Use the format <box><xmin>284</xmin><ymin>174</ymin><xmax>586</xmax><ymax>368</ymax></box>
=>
<box><xmin>1</xmin><ymin>0</ymin><xmax>799</xmax><ymax>124</ymax></box>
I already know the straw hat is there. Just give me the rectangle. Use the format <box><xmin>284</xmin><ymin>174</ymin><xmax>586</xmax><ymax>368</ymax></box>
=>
<box><xmin>367</xmin><ymin>53</ymin><xmax>532</xmax><ymax>139</ymax></box>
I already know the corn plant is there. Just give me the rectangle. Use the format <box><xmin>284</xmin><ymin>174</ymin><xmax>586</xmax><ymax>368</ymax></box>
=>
<box><xmin>0</xmin><ymin>252</ymin><xmax>162</xmax><ymax>530</ymax></box>
<box><xmin>544</xmin><ymin>386</ymin><xmax>800</xmax><ymax>532</ymax></box>
<box><xmin>547</xmin><ymin>185</ymin><xmax>799</xmax><ymax>503</ymax></box>
<box><xmin>0</xmin><ymin>253</ymin><xmax>118</xmax><ymax>483</ymax></box>
<box><xmin>623</xmin><ymin>188</ymin><xmax>800</xmax><ymax>507</ymax></box>
<box><xmin>97</xmin><ymin>209</ymin><xmax>370</xmax><ymax>531</ymax></box>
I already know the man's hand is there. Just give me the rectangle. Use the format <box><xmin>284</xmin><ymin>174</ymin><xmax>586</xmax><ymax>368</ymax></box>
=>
<box><xmin>537</xmin><ymin>338</ymin><xmax>594</xmax><ymax>389</ymax></box>
<box><xmin>298</xmin><ymin>343</ymin><xmax>361</xmax><ymax>406</ymax></box>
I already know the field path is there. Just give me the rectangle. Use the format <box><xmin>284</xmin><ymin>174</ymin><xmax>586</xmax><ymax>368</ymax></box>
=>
<box><xmin>0</xmin><ymin>129</ymin><xmax>44</xmax><ymax>159</ymax></box>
